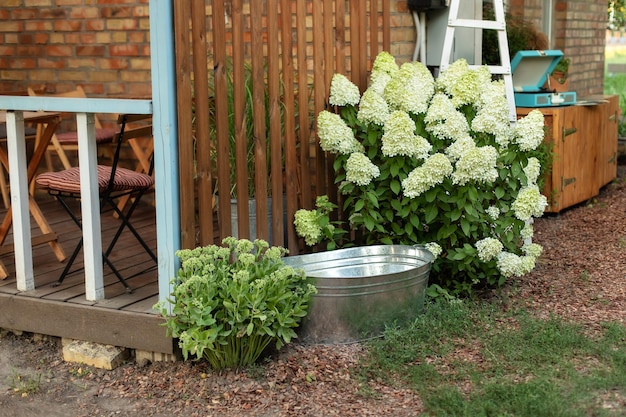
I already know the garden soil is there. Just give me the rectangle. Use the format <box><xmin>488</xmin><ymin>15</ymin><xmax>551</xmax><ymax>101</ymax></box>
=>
<box><xmin>1</xmin><ymin>163</ymin><xmax>625</xmax><ymax>417</ymax></box>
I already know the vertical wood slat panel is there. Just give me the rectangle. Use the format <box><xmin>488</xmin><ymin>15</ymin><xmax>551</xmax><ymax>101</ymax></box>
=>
<box><xmin>280</xmin><ymin>0</ymin><xmax>299</xmax><ymax>253</ymax></box>
<box><xmin>192</xmin><ymin>0</ymin><xmax>213</xmax><ymax>246</ymax></box>
<box><xmin>370</xmin><ymin>0</ymin><xmax>378</xmax><ymax>64</ymax></box>
<box><xmin>323</xmin><ymin>0</ymin><xmax>338</xmax><ymax>210</ymax></box>
<box><xmin>250</xmin><ymin>1</ymin><xmax>269</xmax><ymax>241</ymax></box>
<box><xmin>211</xmin><ymin>0</ymin><xmax>232</xmax><ymax>239</ymax></box>
<box><xmin>232</xmin><ymin>0</ymin><xmax>249</xmax><ymax>239</ymax></box>
<box><xmin>173</xmin><ymin>2</ymin><xmax>195</xmax><ymax>249</ymax></box>
<box><xmin>173</xmin><ymin>0</ymin><xmax>394</xmax><ymax>253</ymax></box>
<box><xmin>267</xmin><ymin>0</ymin><xmax>284</xmax><ymax>247</ymax></box>
<box><xmin>383</xmin><ymin>0</ymin><xmax>391</xmax><ymax>51</ymax></box>
<box><xmin>312</xmin><ymin>1</ymin><xmax>326</xmax><ymax>197</ymax></box>
<box><xmin>296</xmin><ymin>0</ymin><xmax>312</xmax><ymax>211</ymax></box>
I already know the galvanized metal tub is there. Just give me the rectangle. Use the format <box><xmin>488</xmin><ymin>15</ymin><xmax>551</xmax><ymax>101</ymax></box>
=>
<box><xmin>283</xmin><ymin>245</ymin><xmax>434</xmax><ymax>344</ymax></box>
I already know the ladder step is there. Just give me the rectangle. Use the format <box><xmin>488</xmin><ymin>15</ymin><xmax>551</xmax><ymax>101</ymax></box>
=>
<box><xmin>448</xmin><ymin>19</ymin><xmax>505</xmax><ymax>30</ymax></box>
<box><xmin>466</xmin><ymin>64</ymin><xmax>510</xmax><ymax>75</ymax></box>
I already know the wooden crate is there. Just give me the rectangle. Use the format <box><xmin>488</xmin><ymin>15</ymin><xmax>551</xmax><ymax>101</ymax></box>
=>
<box><xmin>517</xmin><ymin>95</ymin><xmax>619</xmax><ymax>213</ymax></box>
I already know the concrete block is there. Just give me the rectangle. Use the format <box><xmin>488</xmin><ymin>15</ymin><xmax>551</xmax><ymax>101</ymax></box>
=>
<box><xmin>62</xmin><ymin>339</ymin><xmax>129</xmax><ymax>370</ymax></box>
<box><xmin>135</xmin><ymin>349</ymin><xmax>178</xmax><ymax>364</ymax></box>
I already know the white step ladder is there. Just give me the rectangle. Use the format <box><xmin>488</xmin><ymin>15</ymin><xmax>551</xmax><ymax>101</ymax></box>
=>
<box><xmin>440</xmin><ymin>0</ymin><xmax>516</xmax><ymax>122</ymax></box>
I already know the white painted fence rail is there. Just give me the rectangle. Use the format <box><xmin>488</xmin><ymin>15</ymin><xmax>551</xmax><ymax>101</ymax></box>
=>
<box><xmin>0</xmin><ymin>96</ymin><xmax>151</xmax><ymax>301</ymax></box>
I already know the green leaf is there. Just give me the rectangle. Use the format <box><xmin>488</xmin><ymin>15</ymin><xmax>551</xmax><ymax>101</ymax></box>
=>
<box><xmin>424</xmin><ymin>188</ymin><xmax>437</xmax><ymax>203</ymax></box>
<box><xmin>424</xmin><ymin>205</ymin><xmax>438</xmax><ymax>223</ymax></box>
<box><xmin>460</xmin><ymin>218</ymin><xmax>470</xmax><ymax>236</ymax></box>
<box><xmin>354</xmin><ymin>199</ymin><xmax>365</xmax><ymax>212</ymax></box>
<box><xmin>390</xmin><ymin>179</ymin><xmax>401</xmax><ymax>195</ymax></box>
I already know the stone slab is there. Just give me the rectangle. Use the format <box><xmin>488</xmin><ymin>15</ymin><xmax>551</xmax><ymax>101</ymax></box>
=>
<box><xmin>62</xmin><ymin>339</ymin><xmax>129</xmax><ymax>370</ymax></box>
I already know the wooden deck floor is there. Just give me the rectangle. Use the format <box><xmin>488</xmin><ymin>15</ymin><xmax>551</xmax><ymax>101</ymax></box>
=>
<box><xmin>0</xmin><ymin>194</ymin><xmax>175</xmax><ymax>354</ymax></box>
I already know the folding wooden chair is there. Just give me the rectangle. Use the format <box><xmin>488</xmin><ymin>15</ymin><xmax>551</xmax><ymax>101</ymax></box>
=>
<box><xmin>27</xmin><ymin>86</ymin><xmax>118</xmax><ymax>171</ymax></box>
<box><xmin>35</xmin><ymin>114</ymin><xmax>156</xmax><ymax>292</ymax></box>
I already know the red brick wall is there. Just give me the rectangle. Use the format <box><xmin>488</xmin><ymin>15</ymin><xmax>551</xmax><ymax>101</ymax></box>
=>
<box><xmin>0</xmin><ymin>0</ymin><xmax>151</xmax><ymax>101</ymax></box>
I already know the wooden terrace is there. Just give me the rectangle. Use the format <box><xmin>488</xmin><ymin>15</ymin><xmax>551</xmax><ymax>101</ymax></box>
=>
<box><xmin>0</xmin><ymin>194</ymin><xmax>177</xmax><ymax>355</ymax></box>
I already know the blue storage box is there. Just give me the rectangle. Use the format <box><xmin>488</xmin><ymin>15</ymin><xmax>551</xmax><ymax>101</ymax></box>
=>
<box><xmin>511</xmin><ymin>50</ymin><xmax>576</xmax><ymax>107</ymax></box>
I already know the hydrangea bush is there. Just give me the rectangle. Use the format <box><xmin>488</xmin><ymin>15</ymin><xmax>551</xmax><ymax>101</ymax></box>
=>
<box><xmin>295</xmin><ymin>52</ymin><xmax>550</xmax><ymax>296</ymax></box>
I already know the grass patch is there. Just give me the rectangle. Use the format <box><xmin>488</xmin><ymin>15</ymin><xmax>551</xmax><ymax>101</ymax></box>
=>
<box><xmin>605</xmin><ymin>44</ymin><xmax>626</xmax><ymax>136</ymax></box>
<box><xmin>359</xmin><ymin>300</ymin><xmax>626</xmax><ymax>416</ymax></box>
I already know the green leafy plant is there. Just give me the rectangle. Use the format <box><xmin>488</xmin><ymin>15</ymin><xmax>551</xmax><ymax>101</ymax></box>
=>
<box><xmin>551</xmin><ymin>56</ymin><xmax>570</xmax><ymax>83</ymax></box>
<box><xmin>156</xmin><ymin>237</ymin><xmax>316</xmax><ymax>370</ymax></box>
<box><xmin>296</xmin><ymin>52</ymin><xmax>550</xmax><ymax>296</ymax></box>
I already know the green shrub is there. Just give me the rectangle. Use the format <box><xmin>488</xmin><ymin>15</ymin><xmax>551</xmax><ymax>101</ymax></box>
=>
<box><xmin>296</xmin><ymin>53</ymin><xmax>550</xmax><ymax>296</ymax></box>
<box><xmin>156</xmin><ymin>237</ymin><xmax>316</xmax><ymax>369</ymax></box>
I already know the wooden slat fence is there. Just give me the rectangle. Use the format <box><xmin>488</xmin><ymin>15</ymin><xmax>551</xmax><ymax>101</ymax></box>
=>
<box><xmin>174</xmin><ymin>0</ymin><xmax>391</xmax><ymax>254</ymax></box>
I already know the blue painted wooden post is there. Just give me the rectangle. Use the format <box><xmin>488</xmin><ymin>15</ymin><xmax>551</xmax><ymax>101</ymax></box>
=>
<box><xmin>149</xmin><ymin>0</ymin><xmax>181</xmax><ymax>311</ymax></box>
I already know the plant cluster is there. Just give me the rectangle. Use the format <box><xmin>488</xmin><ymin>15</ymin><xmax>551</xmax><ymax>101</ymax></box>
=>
<box><xmin>295</xmin><ymin>52</ymin><xmax>550</xmax><ymax>296</ymax></box>
<box><xmin>156</xmin><ymin>237</ymin><xmax>316</xmax><ymax>369</ymax></box>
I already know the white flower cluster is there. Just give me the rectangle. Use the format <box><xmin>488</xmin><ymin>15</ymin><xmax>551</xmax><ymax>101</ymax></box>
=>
<box><xmin>317</xmin><ymin>110</ymin><xmax>364</xmax><ymax>154</ymax></box>
<box><xmin>329</xmin><ymin>73</ymin><xmax>361</xmax><ymax>107</ymax></box>
<box><xmin>424</xmin><ymin>242</ymin><xmax>442</xmax><ymax>258</ymax></box>
<box><xmin>496</xmin><ymin>251</ymin><xmax>536</xmax><ymax>278</ymax></box>
<box><xmin>512</xmin><ymin>110</ymin><xmax>545</xmax><ymax>151</ymax></box>
<box><xmin>357</xmin><ymin>89</ymin><xmax>390</xmax><ymax>126</ymax></box>
<box><xmin>424</xmin><ymin>93</ymin><xmax>471</xmax><ymax>141</ymax></box>
<box><xmin>512</xmin><ymin>185</ymin><xmax>548</xmax><ymax>221</ymax></box>
<box><xmin>382</xmin><ymin>111</ymin><xmax>431</xmax><ymax>159</ymax></box>
<box><xmin>384</xmin><ymin>62</ymin><xmax>435</xmax><ymax>115</ymax></box>
<box><xmin>402</xmin><ymin>153</ymin><xmax>453</xmax><ymax>198</ymax></box>
<box><xmin>475</xmin><ymin>237</ymin><xmax>504</xmax><ymax>262</ymax></box>
<box><xmin>294</xmin><ymin>209</ymin><xmax>323</xmax><ymax>246</ymax></box>
<box><xmin>345</xmin><ymin>152</ymin><xmax>381</xmax><ymax>186</ymax></box>
<box><xmin>451</xmin><ymin>146</ymin><xmax>498</xmax><ymax>186</ymax></box>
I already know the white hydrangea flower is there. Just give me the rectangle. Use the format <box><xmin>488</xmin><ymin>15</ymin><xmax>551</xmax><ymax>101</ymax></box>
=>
<box><xmin>294</xmin><ymin>209</ymin><xmax>323</xmax><ymax>246</ymax></box>
<box><xmin>523</xmin><ymin>157</ymin><xmax>541</xmax><ymax>185</ymax></box>
<box><xmin>486</xmin><ymin>206</ymin><xmax>500</xmax><ymax>221</ymax></box>
<box><xmin>512</xmin><ymin>185</ymin><xmax>548</xmax><ymax>221</ymax></box>
<box><xmin>437</xmin><ymin>60</ymin><xmax>490</xmax><ymax>107</ymax></box>
<box><xmin>317</xmin><ymin>110</ymin><xmax>364</xmax><ymax>155</ymax></box>
<box><xmin>402</xmin><ymin>153</ymin><xmax>453</xmax><ymax>198</ymax></box>
<box><xmin>522</xmin><ymin>242</ymin><xmax>543</xmax><ymax>258</ymax></box>
<box><xmin>520</xmin><ymin>222</ymin><xmax>534</xmax><ymax>240</ymax></box>
<box><xmin>329</xmin><ymin>73</ymin><xmax>361</xmax><ymax>107</ymax></box>
<box><xmin>384</xmin><ymin>61</ymin><xmax>434</xmax><ymax>115</ymax></box>
<box><xmin>424</xmin><ymin>242</ymin><xmax>442</xmax><ymax>258</ymax></box>
<box><xmin>496</xmin><ymin>251</ymin><xmax>536</xmax><ymax>278</ymax></box>
<box><xmin>445</xmin><ymin>136</ymin><xmax>476</xmax><ymax>163</ymax></box>
<box><xmin>475</xmin><ymin>237</ymin><xmax>504</xmax><ymax>262</ymax></box>
<box><xmin>424</xmin><ymin>93</ymin><xmax>471</xmax><ymax>141</ymax></box>
<box><xmin>357</xmin><ymin>88</ymin><xmax>390</xmax><ymax>126</ymax></box>
<box><xmin>513</xmin><ymin>109</ymin><xmax>545</xmax><ymax>151</ymax></box>
<box><xmin>369</xmin><ymin>70</ymin><xmax>392</xmax><ymax>96</ymax></box>
<box><xmin>471</xmin><ymin>80</ymin><xmax>511</xmax><ymax>146</ymax></box>
<box><xmin>451</xmin><ymin>145</ymin><xmax>498</xmax><ymax>186</ymax></box>
<box><xmin>345</xmin><ymin>152</ymin><xmax>381</xmax><ymax>186</ymax></box>
<box><xmin>371</xmin><ymin>51</ymin><xmax>399</xmax><ymax>77</ymax></box>
<box><xmin>382</xmin><ymin>110</ymin><xmax>431</xmax><ymax>159</ymax></box>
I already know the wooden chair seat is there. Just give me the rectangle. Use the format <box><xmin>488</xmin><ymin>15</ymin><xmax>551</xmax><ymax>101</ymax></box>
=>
<box><xmin>36</xmin><ymin>166</ymin><xmax>154</xmax><ymax>194</ymax></box>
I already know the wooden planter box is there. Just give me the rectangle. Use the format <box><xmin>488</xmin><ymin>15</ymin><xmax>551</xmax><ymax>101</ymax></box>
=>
<box><xmin>517</xmin><ymin>95</ymin><xmax>619</xmax><ymax>213</ymax></box>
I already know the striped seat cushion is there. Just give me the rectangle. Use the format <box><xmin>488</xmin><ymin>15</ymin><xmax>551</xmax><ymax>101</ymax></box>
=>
<box><xmin>55</xmin><ymin>128</ymin><xmax>118</xmax><ymax>145</ymax></box>
<box><xmin>36</xmin><ymin>166</ymin><xmax>154</xmax><ymax>194</ymax></box>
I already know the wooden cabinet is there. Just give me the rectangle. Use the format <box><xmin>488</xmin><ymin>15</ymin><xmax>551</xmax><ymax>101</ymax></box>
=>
<box><xmin>517</xmin><ymin>95</ymin><xmax>619</xmax><ymax>213</ymax></box>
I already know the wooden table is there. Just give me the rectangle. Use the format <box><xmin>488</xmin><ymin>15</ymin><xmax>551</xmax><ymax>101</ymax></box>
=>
<box><xmin>0</xmin><ymin>111</ymin><xmax>66</xmax><ymax>282</ymax></box>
